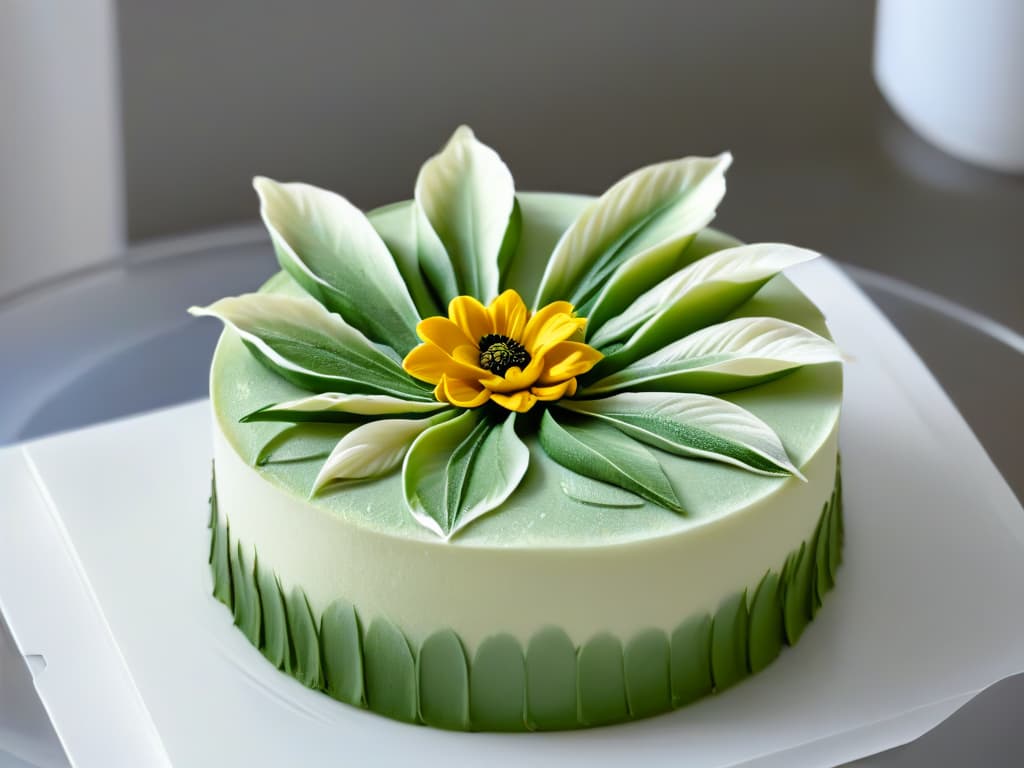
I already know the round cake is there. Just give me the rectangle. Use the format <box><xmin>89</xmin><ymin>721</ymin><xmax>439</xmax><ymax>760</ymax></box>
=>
<box><xmin>193</xmin><ymin>127</ymin><xmax>843</xmax><ymax>731</ymax></box>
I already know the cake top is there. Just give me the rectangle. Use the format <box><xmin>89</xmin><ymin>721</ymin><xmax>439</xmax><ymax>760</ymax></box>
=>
<box><xmin>191</xmin><ymin>126</ymin><xmax>841</xmax><ymax>542</ymax></box>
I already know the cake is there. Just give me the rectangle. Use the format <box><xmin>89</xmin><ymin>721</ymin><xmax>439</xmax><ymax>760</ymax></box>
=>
<box><xmin>190</xmin><ymin>126</ymin><xmax>843</xmax><ymax>731</ymax></box>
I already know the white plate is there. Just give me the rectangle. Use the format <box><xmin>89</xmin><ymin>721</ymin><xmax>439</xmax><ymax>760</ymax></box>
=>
<box><xmin>1</xmin><ymin>259</ymin><xmax>1022</xmax><ymax>767</ymax></box>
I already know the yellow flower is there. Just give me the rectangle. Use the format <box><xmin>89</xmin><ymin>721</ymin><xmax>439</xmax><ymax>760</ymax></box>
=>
<box><xmin>402</xmin><ymin>290</ymin><xmax>603</xmax><ymax>413</ymax></box>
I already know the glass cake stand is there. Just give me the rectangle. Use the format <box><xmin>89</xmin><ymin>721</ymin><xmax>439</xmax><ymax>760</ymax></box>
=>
<box><xmin>0</xmin><ymin>227</ymin><xmax>1021</xmax><ymax>768</ymax></box>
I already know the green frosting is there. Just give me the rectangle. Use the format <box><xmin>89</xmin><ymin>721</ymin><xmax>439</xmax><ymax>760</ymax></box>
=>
<box><xmin>321</xmin><ymin>600</ymin><xmax>365</xmax><ymax>707</ymax></box>
<box><xmin>211</xmin><ymin>193</ymin><xmax>843</xmax><ymax>548</ymax></box>
<box><xmin>208</xmin><ymin>461</ymin><xmax>843</xmax><ymax>731</ymax></box>
<box><xmin>417</xmin><ymin>630</ymin><xmax>469</xmax><ymax>730</ymax></box>
<box><xmin>470</xmin><ymin>635</ymin><xmax>527</xmax><ymax>731</ymax></box>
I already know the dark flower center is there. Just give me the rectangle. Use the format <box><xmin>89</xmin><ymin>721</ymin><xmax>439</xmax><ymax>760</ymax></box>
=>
<box><xmin>478</xmin><ymin>334</ymin><xmax>531</xmax><ymax>377</ymax></box>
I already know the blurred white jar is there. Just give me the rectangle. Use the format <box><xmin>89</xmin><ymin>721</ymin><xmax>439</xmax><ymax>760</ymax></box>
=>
<box><xmin>874</xmin><ymin>0</ymin><xmax>1024</xmax><ymax>173</ymax></box>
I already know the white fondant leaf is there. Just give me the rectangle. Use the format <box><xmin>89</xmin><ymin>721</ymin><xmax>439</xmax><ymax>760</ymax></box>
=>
<box><xmin>313</xmin><ymin>412</ymin><xmax>453</xmax><ymax>491</ymax></box>
<box><xmin>561</xmin><ymin>392</ymin><xmax>803</xmax><ymax>478</ymax></box>
<box><xmin>535</xmin><ymin>153</ymin><xmax>731</xmax><ymax>309</ymax></box>
<box><xmin>243</xmin><ymin>393</ymin><xmax>446</xmax><ymax>423</ymax></box>
<box><xmin>402</xmin><ymin>410</ymin><xmax>530</xmax><ymax>540</ymax></box>
<box><xmin>584</xmin><ymin>317</ymin><xmax>841</xmax><ymax>396</ymax></box>
<box><xmin>254</xmin><ymin>177</ymin><xmax>422</xmax><ymax>354</ymax></box>
<box><xmin>538</xmin><ymin>411</ymin><xmax>685</xmax><ymax>513</ymax></box>
<box><xmin>590</xmin><ymin>244</ymin><xmax>819</xmax><ymax>368</ymax></box>
<box><xmin>189</xmin><ymin>294</ymin><xmax>432</xmax><ymax>400</ymax></box>
<box><xmin>414</xmin><ymin>125</ymin><xmax>517</xmax><ymax>303</ymax></box>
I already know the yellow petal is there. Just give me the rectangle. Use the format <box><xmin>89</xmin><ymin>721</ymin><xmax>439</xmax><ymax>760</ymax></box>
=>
<box><xmin>438</xmin><ymin>375</ymin><xmax>492</xmax><ymax>408</ymax></box>
<box><xmin>416</xmin><ymin>317</ymin><xmax>474</xmax><ymax>354</ymax></box>
<box><xmin>480</xmin><ymin>355</ymin><xmax>544</xmax><ymax>393</ymax></box>
<box><xmin>538</xmin><ymin>341</ymin><xmax>603</xmax><ymax>385</ymax></box>
<box><xmin>522</xmin><ymin>300</ymin><xmax>575</xmax><ymax>350</ymax></box>
<box><xmin>528</xmin><ymin>314</ymin><xmax>587</xmax><ymax>356</ymax></box>
<box><xmin>532</xmin><ymin>378</ymin><xmax>577</xmax><ymax>401</ymax></box>
<box><xmin>449</xmin><ymin>295</ymin><xmax>493</xmax><ymax>342</ymax></box>
<box><xmin>403</xmin><ymin>343</ymin><xmax>486</xmax><ymax>385</ymax></box>
<box><xmin>490</xmin><ymin>390</ymin><xmax>538</xmax><ymax>413</ymax></box>
<box><xmin>488</xmin><ymin>289</ymin><xmax>528</xmax><ymax>340</ymax></box>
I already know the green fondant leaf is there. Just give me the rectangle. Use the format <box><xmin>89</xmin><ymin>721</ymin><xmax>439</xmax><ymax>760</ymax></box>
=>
<box><xmin>536</xmin><ymin>154</ymin><xmax>731</xmax><ymax>309</ymax></box>
<box><xmin>816</xmin><ymin>501</ymin><xmax>834</xmax><ymax>604</ymax></box>
<box><xmin>577</xmin><ymin>634</ymin><xmax>629</xmax><ymax>726</ymax></box>
<box><xmin>210</xmin><ymin>513</ymin><xmax>232</xmax><ymax>608</ymax></box>
<box><xmin>525</xmin><ymin>627</ymin><xmax>579</xmax><ymax>731</ymax></box>
<box><xmin>364</xmin><ymin>617</ymin><xmax>417</xmax><ymax>723</ymax></box>
<box><xmin>418</xmin><ymin>630</ymin><xmax>470</xmax><ymax>730</ymax></box>
<box><xmin>231</xmin><ymin>541</ymin><xmax>262</xmax><ymax>646</ymax></box>
<box><xmin>256</xmin><ymin>560</ymin><xmax>288</xmax><ymax>669</ymax></box>
<box><xmin>470</xmin><ymin>634</ymin><xmax>527</xmax><ymax>732</ymax></box>
<box><xmin>321</xmin><ymin>600</ymin><xmax>365</xmax><ymax>707</ymax></box>
<box><xmin>711</xmin><ymin>591</ymin><xmax>750</xmax><ymax>691</ymax></box>
<box><xmin>584</xmin><ymin>316</ymin><xmax>841</xmax><ymax>395</ymax></box>
<box><xmin>561</xmin><ymin>392</ymin><xmax>802</xmax><ymax>478</ymax></box>
<box><xmin>313</xmin><ymin>411</ymin><xmax>455</xmax><ymax>491</ymax></box>
<box><xmin>189</xmin><ymin>294</ymin><xmax>431</xmax><ymax>399</ymax></box>
<box><xmin>367</xmin><ymin>200</ymin><xmax>444</xmax><ymax>319</ymax></box>
<box><xmin>538</xmin><ymin>412</ymin><xmax>685</xmax><ymax>513</ymax></box>
<box><xmin>285</xmin><ymin>587</ymin><xmax>322</xmax><ymax>689</ymax></box>
<box><xmin>254</xmin><ymin>423</ymin><xmax>354</xmax><ymax>467</ymax></box>
<box><xmin>748</xmin><ymin>571</ymin><xmax>784</xmax><ymax>674</ymax></box>
<box><xmin>497</xmin><ymin>198</ymin><xmax>523</xmax><ymax>282</ymax></box>
<box><xmin>827</xmin><ymin>482</ymin><xmax>843</xmax><ymax>583</ymax></box>
<box><xmin>811</xmin><ymin>507</ymin><xmax>828</xmax><ymax>616</ymax></box>
<box><xmin>784</xmin><ymin>540</ymin><xmax>813</xmax><ymax>645</ymax></box>
<box><xmin>415</xmin><ymin>126</ymin><xmax>517</xmax><ymax>302</ymax></box>
<box><xmin>403</xmin><ymin>410</ymin><xmax>529</xmax><ymax>539</ymax></box>
<box><xmin>590</xmin><ymin>244</ymin><xmax>818</xmax><ymax>368</ymax></box>
<box><xmin>624</xmin><ymin>629</ymin><xmax>672</xmax><ymax>719</ymax></box>
<box><xmin>670</xmin><ymin>614</ymin><xmax>713</xmax><ymax>707</ymax></box>
<box><xmin>243</xmin><ymin>392</ymin><xmax>447</xmax><ymax>423</ymax></box>
<box><xmin>558</xmin><ymin>472</ymin><xmax>644</xmax><ymax>509</ymax></box>
<box><xmin>253</xmin><ymin>176</ymin><xmax>422</xmax><ymax>354</ymax></box>
<box><xmin>581</xmin><ymin>226</ymin><xmax>740</xmax><ymax>329</ymax></box>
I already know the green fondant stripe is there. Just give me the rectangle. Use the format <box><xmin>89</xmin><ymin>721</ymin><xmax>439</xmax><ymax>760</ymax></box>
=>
<box><xmin>670</xmin><ymin>614</ymin><xmax>713</xmax><ymax>706</ymax></box>
<box><xmin>364</xmin><ymin>618</ymin><xmax>418</xmax><ymax>723</ymax></box>
<box><xmin>285</xmin><ymin>587</ymin><xmax>323</xmax><ymax>688</ymax></box>
<box><xmin>231</xmin><ymin>542</ymin><xmax>262</xmax><ymax>646</ymax></box>
<box><xmin>711</xmin><ymin>590</ymin><xmax>750</xmax><ymax>691</ymax></box>
<box><xmin>624</xmin><ymin>629</ymin><xmax>672</xmax><ymax>718</ymax></box>
<box><xmin>207</xmin><ymin>458</ymin><xmax>843</xmax><ymax>731</ymax></box>
<box><xmin>748</xmin><ymin>571</ymin><xmax>783</xmax><ymax>674</ymax></box>
<box><xmin>470</xmin><ymin>635</ymin><xmax>528</xmax><ymax>731</ymax></box>
<box><xmin>525</xmin><ymin>627</ymin><xmax>579</xmax><ymax>731</ymax></box>
<box><xmin>256</xmin><ymin>559</ymin><xmax>288</xmax><ymax>668</ymax></box>
<box><xmin>578</xmin><ymin>634</ymin><xmax>629</xmax><ymax>726</ymax></box>
<box><xmin>418</xmin><ymin>630</ymin><xmax>470</xmax><ymax>730</ymax></box>
<box><xmin>321</xmin><ymin>600</ymin><xmax>365</xmax><ymax>707</ymax></box>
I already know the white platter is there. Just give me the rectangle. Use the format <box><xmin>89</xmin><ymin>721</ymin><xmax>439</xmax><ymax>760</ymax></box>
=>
<box><xmin>1</xmin><ymin>259</ymin><xmax>1022</xmax><ymax>767</ymax></box>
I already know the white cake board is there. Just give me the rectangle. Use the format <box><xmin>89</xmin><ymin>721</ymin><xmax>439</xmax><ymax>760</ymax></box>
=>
<box><xmin>1</xmin><ymin>259</ymin><xmax>1022</xmax><ymax>768</ymax></box>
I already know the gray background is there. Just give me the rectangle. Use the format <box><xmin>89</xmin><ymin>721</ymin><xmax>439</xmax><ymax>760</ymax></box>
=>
<box><xmin>116</xmin><ymin>0</ymin><xmax>1023</xmax><ymax>337</ymax></box>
